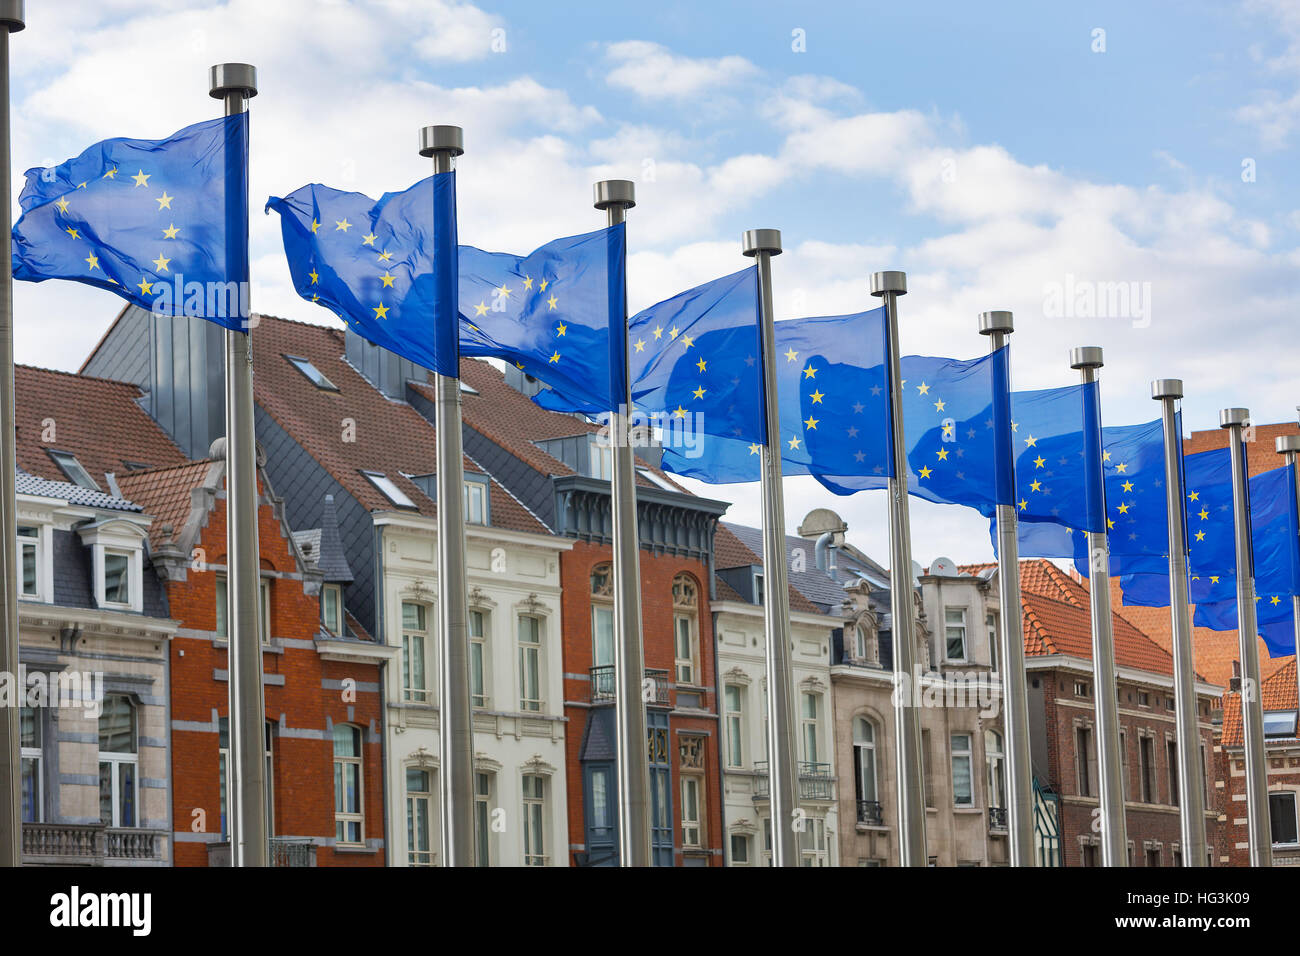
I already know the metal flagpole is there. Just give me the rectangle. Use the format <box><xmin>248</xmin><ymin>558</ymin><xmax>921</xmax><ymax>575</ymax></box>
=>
<box><xmin>743</xmin><ymin>229</ymin><xmax>800</xmax><ymax>866</ymax></box>
<box><xmin>873</xmin><ymin>270</ymin><xmax>927</xmax><ymax>867</ymax></box>
<box><xmin>420</xmin><ymin>125</ymin><xmax>474</xmax><ymax>867</ymax></box>
<box><xmin>1278</xmin><ymin>432</ymin><xmax>1300</xmax><ymax>757</ymax></box>
<box><xmin>210</xmin><ymin>62</ymin><xmax>268</xmax><ymax>869</ymax></box>
<box><xmin>1221</xmin><ymin>407</ymin><xmax>1272</xmax><ymax>867</ymax></box>
<box><xmin>978</xmin><ymin>312</ymin><xmax>1034</xmax><ymax>866</ymax></box>
<box><xmin>1152</xmin><ymin>380</ymin><xmax>1208</xmax><ymax>866</ymax></box>
<box><xmin>0</xmin><ymin>0</ymin><xmax>22</xmax><ymax>870</ymax></box>
<box><xmin>1070</xmin><ymin>347</ymin><xmax>1126</xmax><ymax>866</ymax></box>
<box><xmin>594</xmin><ymin>180</ymin><xmax>651</xmax><ymax>867</ymax></box>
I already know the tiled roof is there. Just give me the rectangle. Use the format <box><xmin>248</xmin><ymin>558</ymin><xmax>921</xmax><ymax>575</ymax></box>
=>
<box><xmin>248</xmin><ymin>315</ymin><xmax>547</xmax><ymax>536</ymax></box>
<box><xmin>16</xmin><ymin>469</ymin><xmax>141</xmax><ymax>512</ymax></box>
<box><xmin>1020</xmin><ymin>588</ymin><xmax>1181</xmax><ymax>676</ymax></box>
<box><xmin>714</xmin><ymin>574</ymin><xmax>744</xmax><ymax>603</ymax></box>
<box><xmin>116</xmin><ymin>460</ymin><xmax>215</xmax><ymax>550</ymax></box>
<box><xmin>15</xmin><ymin>364</ymin><xmax>188</xmax><ymax>487</ymax></box>
<box><xmin>1222</xmin><ymin>659</ymin><xmax>1299</xmax><ymax>748</ymax></box>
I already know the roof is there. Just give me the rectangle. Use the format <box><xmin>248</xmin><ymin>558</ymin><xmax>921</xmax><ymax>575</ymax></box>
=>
<box><xmin>716</xmin><ymin>522</ymin><xmax>835</xmax><ymax>616</ymax></box>
<box><xmin>314</xmin><ymin>494</ymin><xmax>354</xmax><ymax>583</ymax></box>
<box><xmin>16</xmin><ymin>469</ymin><xmax>141</xmax><ymax>512</ymax></box>
<box><xmin>14</xmin><ymin>364</ymin><xmax>188</xmax><ymax>487</ymax></box>
<box><xmin>247</xmin><ymin>315</ymin><xmax>547</xmax><ymax>536</ymax></box>
<box><xmin>116</xmin><ymin>460</ymin><xmax>216</xmax><ymax>550</ymax></box>
<box><xmin>1223</xmin><ymin>658</ymin><xmax>1298</xmax><ymax>748</ymax></box>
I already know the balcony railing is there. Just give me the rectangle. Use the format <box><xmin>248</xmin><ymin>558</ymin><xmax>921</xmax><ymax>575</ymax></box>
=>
<box><xmin>856</xmin><ymin>800</ymin><xmax>884</xmax><ymax>826</ymax></box>
<box><xmin>22</xmin><ymin>823</ymin><xmax>165</xmax><ymax>865</ymax></box>
<box><xmin>270</xmin><ymin>838</ymin><xmax>317</xmax><ymax>867</ymax></box>
<box><xmin>753</xmin><ymin>760</ymin><xmax>835</xmax><ymax>801</ymax></box>
<box><xmin>589</xmin><ymin>665</ymin><xmax>671</xmax><ymax>706</ymax></box>
<box><xmin>988</xmin><ymin>806</ymin><xmax>1009</xmax><ymax>832</ymax></box>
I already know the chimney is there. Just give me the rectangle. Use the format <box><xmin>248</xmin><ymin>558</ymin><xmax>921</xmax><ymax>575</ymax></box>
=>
<box><xmin>1229</xmin><ymin>659</ymin><xmax>1241</xmax><ymax>693</ymax></box>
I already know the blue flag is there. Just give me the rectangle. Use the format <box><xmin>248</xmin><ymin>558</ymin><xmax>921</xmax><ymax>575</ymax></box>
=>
<box><xmin>13</xmin><ymin>115</ymin><xmax>251</xmax><ymax>330</ymax></box>
<box><xmin>267</xmin><ymin>173</ymin><xmax>459</xmax><ymax>376</ymax></box>
<box><xmin>460</xmin><ymin>226</ymin><xmax>626</xmax><ymax>412</ymax></box>
<box><xmin>1005</xmin><ymin>383</ymin><xmax>1107</xmax><ymax>535</ymax></box>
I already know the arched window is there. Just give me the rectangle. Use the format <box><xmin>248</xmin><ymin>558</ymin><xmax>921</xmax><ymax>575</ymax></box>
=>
<box><xmin>986</xmin><ymin>729</ymin><xmax>1006</xmax><ymax>811</ymax></box>
<box><xmin>853</xmin><ymin>717</ymin><xmax>879</xmax><ymax>824</ymax></box>
<box><xmin>590</xmin><ymin>564</ymin><xmax>614</xmax><ymax>686</ymax></box>
<box><xmin>99</xmin><ymin>695</ymin><xmax>138</xmax><ymax>828</ymax></box>
<box><xmin>672</xmin><ymin>574</ymin><xmax>699</xmax><ymax>686</ymax></box>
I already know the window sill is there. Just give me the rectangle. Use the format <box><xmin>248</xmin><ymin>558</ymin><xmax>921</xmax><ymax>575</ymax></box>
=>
<box><xmin>333</xmin><ymin>844</ymin><xmax>376</xmax><ymax>854</ymax></box>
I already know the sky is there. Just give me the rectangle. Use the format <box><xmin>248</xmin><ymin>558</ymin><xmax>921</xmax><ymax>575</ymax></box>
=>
<box><xmin>9</xmin><ymin>0</ymin><xmax>1300</xmax><ymax>569</ymax></box>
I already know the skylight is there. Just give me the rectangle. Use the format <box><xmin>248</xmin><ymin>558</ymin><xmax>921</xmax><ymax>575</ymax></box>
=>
<box><xmin>285</xmin><ymin>354</ymin><xmax>338</xmax><ymax>391</ymax></box>
<box><xmin>637</xmin><ymin>467</ymin><xmax>680</xmax><ymax>492</ymax></box>
<box><xmin>48</xmin><ymin>450</ymin><xmax>100</xmax><ymax>491</ymax></box>
<box><xmin>361</xmin><ymin>470</ymin><xmax>417</xmax><ymax>509</ymax></box>
<box><xmin>1263</xmin><ymin>710</ymin><xmax>1297</xmax><ymax>739</ymax></box>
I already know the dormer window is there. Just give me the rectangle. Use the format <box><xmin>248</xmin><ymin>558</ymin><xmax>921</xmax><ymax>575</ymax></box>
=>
<box><xmin>285</xmin><ymin>354</ymin><xmax>338</xmax><ymax>391</ymax></box>
<box><xmin>587</xmin><ymin>438</ymin><xmax>613</xmax><ymax>480</ymax></box>
<box><xmin>322</xmin><ymin>584</ymin><xmax>343</xmax><ymax>634</ymax></box>
<box><xmin>103</xmin><ymin>550</ymin><xmax>132</xmax><ymax>606</ymax></box>
<box><xmin>17</xmin><ymin>526</ymin><xmax>39</xmax><ymax>599</ymax></box>
<box><xmin>464</xmin><ymin>479</ymin><xmax>488</xmax><ymax>525</ymax></box>
<box><xmin>79</xmin><ymin>519</ymin><xmax>147</xmax><ymax>613</ymax></box>
<box><xmin>48</xmin><ymin>450</ymin><xmax>99</xmax><ymax>490</ymax></box>
<box><xmin>361</xmin><ymin>470</ymin><xmax>417</xmax><ymax>509</ymax></box>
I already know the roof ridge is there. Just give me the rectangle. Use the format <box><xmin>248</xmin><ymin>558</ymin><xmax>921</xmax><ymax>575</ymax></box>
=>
<box><xmin>17</xmin><ymin>362</ymin><xmax>148</xmax><ymax>392</ymax></box>
<box><xmin>117</xmin><ymin>458</ymin><xmax>212</xmax><ymax>479</ymax></box>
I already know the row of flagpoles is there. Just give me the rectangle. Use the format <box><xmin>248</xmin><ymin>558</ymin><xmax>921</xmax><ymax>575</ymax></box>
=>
<box><xmin>0</xmin><ymin>33</ymin><xmax>1295</xmax><ymax>867</ymax></box>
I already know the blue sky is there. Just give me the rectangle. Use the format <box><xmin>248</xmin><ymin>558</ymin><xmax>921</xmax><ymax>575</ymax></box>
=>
<box><xmin>10</xmin><ymin>0</ymin><xmax>1300</xmax><ymax>565</ymax></box>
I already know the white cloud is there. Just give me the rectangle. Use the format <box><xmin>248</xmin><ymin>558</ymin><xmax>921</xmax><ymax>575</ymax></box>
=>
<box><xmin>604</xmin><ymin>40</ymin><xmax>757</xmax><ymax>99</ymax></box>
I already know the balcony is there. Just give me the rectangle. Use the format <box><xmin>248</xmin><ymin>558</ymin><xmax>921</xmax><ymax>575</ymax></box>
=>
<box><xmin>753</xmin><ymin>760</ymin><xmax>835</xmax><ymax>802</ymax></box>
<box><xmin>988</xmin><ymin>806</ymin><xmax>1009</xmax><ymax>832</ymax></box>
<box><xmin>589</xmin><ymin>665</ymin><xmax>671</xmax><ymax>706</ymax></box>
<box><xmin>22</xmin><ymin>823</ymin><xmax>166</xmax><ymax>866</ymax></box>
<box><xmin>856</xmin><ymin>800</ymin><xmax>884</xmax><ymax>826</ymax></box>
<box><xmin>206</xmin><ymin>838</ymin><xmax>319</xmax><ymax>866</ymax></box>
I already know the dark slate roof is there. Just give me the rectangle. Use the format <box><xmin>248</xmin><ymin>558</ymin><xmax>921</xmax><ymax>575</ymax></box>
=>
<box><xmin>314</xmin><ymin>494</ymin><xmax>354</xmax><ymax>583</ymax></box>
<box><xmin>578</xmin><ymin>704</ymin><xmax>616</xmax><ymax>761</ymax></box>
<box><xmin>722</xmin><ymin>521</ymin><xmax>885</xmax><ymax>615</ymax></box>
<box><xmin>17</xmin><ymin>469</ymin><xmax>142</xmax><ymax>512</ymax></box>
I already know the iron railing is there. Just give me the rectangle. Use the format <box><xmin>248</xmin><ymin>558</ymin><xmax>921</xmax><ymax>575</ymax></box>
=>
<box><xmin>988</xmin><ymin>806</ymin><xmax>1008</xmax><ymax>831</ymax></box>
<box><xmin>753</xmin><ymin>760</ymin><xmax>835</xmax><ymax>801</ymax></box>
<box><xmin>589</xmin><ymin>665</ymin><xmax>670</xmax><ymax>706</ymax></box>
<box><xmin>856</xmin><ymin>800</ymin><xmax>883</xmax><ymax>826</ymax></box>
<box><xmin>270</xmin><ymin>838</ymin><xmax>317</xmax><ymax>867</ymax></box>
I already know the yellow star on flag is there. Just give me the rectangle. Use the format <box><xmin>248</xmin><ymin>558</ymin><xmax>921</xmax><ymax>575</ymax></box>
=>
<box><xmin>155</xmin><ymin>191</ymin><xmax>173</xmax><ymax>210</ymax></box>
<box><xmin>132</xmin><ymin>170</ymin><xmax>150</xmax><ymax>187</ymax></box>
<box><xmin>85</xmin><ymin>254</ymin><xmax>99</xmax><ymax>271</ymax></box>
<box><xmin>162</xmin><ymin>223</ymin><xmax>180</xmax><ymax>239</ymax></box>
<box><xmin>810</xmin><ymin>390</ymin><xmax>825</xmax><ymax>404</ymax></box>
<box><xmin>380</xmin><ymin>272</ymin><xmax>396</xmax><ymax>288</ymax></box>
<box><xmin>373</xmin><ymin>303</ymin><xmax>389</xmax><ymax>320</ymax></box>
<box><xmin>362</xmin><ymin>233</ymin><xmax>377</xmax><ymax>246</ymax></box>
<box><xmin>152</xmin><ymin>253</ymin><xmax>171</xmax><ymax>272</ymax></box>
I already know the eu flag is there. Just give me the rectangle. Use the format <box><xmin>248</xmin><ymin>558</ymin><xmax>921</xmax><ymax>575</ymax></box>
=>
<box><xmin>13</xmin><ymin>115</ymin><xmax>250</xmax><ymax>330</ymax></box>
<box><xmin>267</xmin><ymin>173</ymin><xmax>458</xmax><ymax>376</ymax></box>
<box><xmin>460</xmin><ymin>225</ymin><xmax>626</xmax><ymax>412</ymax></box>
<box><xmin>1006</xmin><ymin>383</ymin><xmax>1107</xmax><ymax>535</ymax></box>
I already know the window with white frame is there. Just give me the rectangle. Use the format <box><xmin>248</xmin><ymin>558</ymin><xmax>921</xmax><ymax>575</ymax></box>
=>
<box><xmin>17</xmin><ymin>526</ymin><xmax>39</xmax><ymax>599</ymax></box>
<box><xmin>517</xmin><ymin>615</ymin><xmax>543</xmax><ymax>712</ymax></box>
<box><xmin>401</xmin><ymin>602</ymin><xmax>430</xmax><ymax>703</ymax></box>
<box><xmin>333</xmin><ymin>724</ymin><xmax>364</xmax><ymax>846</ymax></box>
<box><xmin>799</xmin><ymin>817</ymin><xmax>828</xmax><ymax>867</ymax></box>
<box><xmin>469</xmin><ymin>609</ymin><xmax>489</xmax><ymax>709</ymax></box>
<box><xmin>681</xmin><ymin>774</ymin><xmax>703</xmax><ymax>849</ymax></box>
<box><xmin>730</xmin><ymin>833</ymin><xmax>750</xmax><ymax>866</ymax></box>
<box><xmin>986</xmin><ymin>611</ymin><xmax>999</xmax><ymax>672</ymax></box>
<box><xmin>944</xmin><ymin>607</ymin><xmax>967</xmax><ymax>661</ymax></box>
<box><xmin>801</xmin><ymin>692</ymin><xmax>821</xmax><ymax>763</ymax></box>
<box><xmin>322</xmin><ymin>583</ymin><xmax>343</xmax><ymax>634</ymax></box>
<box><xmin>215</xmin><ymin>575</ymin><xmax>271</xmax><ymax>644</ymax></box>
<box><xmin>590</xmin><ymin>564</ymin><xmax>614</xmax><ymax>673</ymax></box>
<box><xmin>854</xmin><ymin>717</ymin><xmax>878</xmax><ymax>805</ymax></box>
<box><xmin>98</xmin><ymin>695</ymin><xmax>137</xmax><ymax>828</ymax></box>
<box><xmin>21</xmin><ymin>706</ymin><xmax>41</xmax><ymax>823</ymax></box>
<box><xmin>587</xmin><ymin>437</ymin><xmax>613</xmax><ymax>481</ymax></box>
<box><xmin>672</xmin><ymin>574</ymin><xmax>700</xmax><ymax>685</ymax></box>
<box><xmin>986</xmin><ymin>729</ymin><xmax>1006</xmax><ymax>811</ymax></box>
<box><xmin>951</xmin><ymin>732</ymin><xmax>974</xmax><ymax>807</ymax></box>
<box><xmin>724</xmin><ymin>684</ymin><xmax>744</xmax><ymax>768</ymax></box>
<box><xmin>464</xmin><ymin>480</ymin><xmax>487</xmax><ymax>525</ymax></box>
<box><xmin>1077</xmin><ymin>726</ymin><xmax>1096</xmax><ymax>798</ymax></box>
<box><xmin>853</xmin><ymin>623</ymin><xmax>869</xmax><ymax>660</ymax></box>
<box><xmin>102</xmin><ymin>550</ymin><xmax>131</xmax><ymax>606</ymax></box>
<box><xmin>522</xmin><ymin>774</ymin><xmax>547</xmax><ymax>865</ymax></box>
<box><xmin>218</xmin><ymin>719</ymin><xmax>274</xmax><ymax>840</ymax></box>
<box><xmin>474</xmin><ymin>771</ymin><xmax>494</xmax><ymax>867</ymax></box>
<box><xmin>406</xmin><ymin>768</ymin><xmax>434</xmax><ymax>866</ymax></box>
<box><xmin>1270</xmin><ymin>791</ymin><xmax>1299</xmax><ymax>846</ymax></box>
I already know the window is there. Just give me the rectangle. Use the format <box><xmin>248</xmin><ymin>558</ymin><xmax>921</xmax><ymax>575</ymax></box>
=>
<box><xmin>522</xmin><ymin>774</ymin><xmax>546</xmax><ymax>865</ymax></box>
<box><xmin>986</xmin><ymin>612</ymin><xmax>999</xmax><ymax>672</ymax></box>
<box><xmin>333</xmin><ymin>724</ymin><xmax>364</xmax><ymax>846</ymax></box>
<box><xmin>103</xmin><ymin>550</ymin><xmax>131</xmax><ymax>606</ymax></box>
<box><xmin>474</xmin><ymin>772</ymin><xmax>494</xmax><ymax>866</ymax></box>
<box><xmin>464</xmin><ymin>480</ymin><xmax>487</xmax><ymax>525</ymax></box>
<box><xmin>20</xmin><ymin>707</ymin><xmax>41</xmax><ymax>823</ymax></box>
<box><xmin>1269</xmin><ymin>791</ymin><xmax>1299</xmax><ymax>846</ymax></box>
<box><xmin>672</xmin><ymin>574</ymin><xmax>699</xmax><ymax>686</ymax></box>
<box><xmin>799</xmin><ymin>817</ymin><xmax>828</xmax><ymax>867</ymax></box>
<box><xmin>1264</xmin><ymin>710</ymin><xmax>1298</xmax><ymax>738</ymax></box>
<box><xmin>730</xmin><ymin>833</ymin><xmax>750</xmax><ymax>866</ymax></box>
<box><xmin>922</xmin><ymin>729</ymin><xmax>935</xmax><ymax>809</ymax></box>
<box><xmin>1138</xmin><ymin>691</ymin><xmax>1150</xmax><ymax>707</ymax></box>
<box><xmin>753</xmin><ymin>571</ymin><xmax>764</xmax><ymax>605</ymax></box>
<box><xmin>517</xmin><ymin>615</ymin><xmax>542</xmax><ymax>712</ymax></box>
<box><xmin>218</xmin><ymin>719</ymin><xmax>274</xmax><ymax>840</ymax></box>
<box><xmin>1167</xmin><ymin>739</ymin><xmax>1179</xmax><ymax>807</ymax></box>
<box><xmin>1146</xmin><ymin>847</ymin><xmax>1161</xmax><ymax>867</ymax></box>
<box><xmin>1119</xmin><ymin>730</ymin><xmax>1129</xmax><ymax>800</ymax></box>
<box><xmin>1076</xmin><ymin>726</ymin><xmax>1096</xmax><ymax>798</ymax></box>
<box><xmin>590</xmin><ymin>564</ymin><xmax>614</xmax><ymax>672</ymax></box>
<box><xmin>724</xmin><ymin>685</ymin><xmax>744</xmax><ymax>768</ymax></box>
<box><xmin>1081</xmin><ymin>844</ymin><xmax>1099</xmax><ymax>867</ymax></box>
<box><xmin>98</xmin><ymin>696</ymin><xmax>137</xmax><ymax>828</ymax></box>
<box><xmin>49</xmin><ymin>449</ymin><xmax>98</xmax><ymax>490</ymax></box>
<box><xmin>801</xmin><ymin>693</ymin><xmax>820</xmax><ymax>763</ymax></box>
<box><xmin>1139</xmin><ymin>736</ymin><xmax>1156</xmax><ymax>803</ymax></box>
<box><xmin>361</xmin><ymin>470</ymin><xmax>416</xmax><ymax>509</ymax></box>
<box><xmin>587</xmin><ymin>438</ymin><xmax>613</xmax><ymax>481</ymax></box>
<box><xmin>681</xmin><ymin>775</ymin><xmax>702</xmax><ymax>848</ymax></box>
<box><xmin>322</xmin><ymin>584</ymin><xmax>342</xmax><ymax>634</ymax></box>
<box><xmin>1074</xmin><ymin>680</ymin><xmax>1091</xmax><ymax>698</ymax></box>
<box><xmin>17</xmin><ymin>526</ymin><xmax>39</xmax><ymax>599</ymax></box>
<box><xmin>284</xmin><ymin>354</ymin><xmax>338</xmax><ymax>390</ymax></box>
<box><xmin>215</xmin><ymin>576</ymin><xmax>271</xmax><ymax>644</ymax></box>
<box><xmin>944</xmin><ymin>607</ymin><xmax>967</xmax><ymax>661</ymax></box>
<box><xmin>401</xmin><ymin>602</ymin><xmax>430</xmax><ymax>703</ymax></box>
<box><xmin>951</xmin><ymin>733</ymin><xmax>973</xmax><ymax>807</ymax></box>
<box><xmin>406</xmin><ymin>768</ymin><xmax>433</xmax><ymax>866</ymax></box>
<box><xmin>853</xmin><ymin>717</ymin><xmax>878</xmax><ymax>805</ymax></box>
<box><xmin>469</xmin><ymin>609</ymin><xmax>488</xmax><ymax>709</ymax></box>
<box><xmin>986</xmin><ymin>729</ymin><xmax>1006</xmax><ymax>811</ymax></box>
<box><xmin>853</xmin><ymin>624</ymin><xmax>869</xmax><ymax>660</ymax></box>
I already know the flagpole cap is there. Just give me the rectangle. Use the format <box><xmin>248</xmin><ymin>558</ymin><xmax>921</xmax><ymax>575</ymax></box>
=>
<box><xmin>0</xmin><ymin>1</ymin><xmax>25</xmax><ymax>32</ymax></box>
<box><xmin>1276</xmin><ymin>435</ymin><xmax>1300</xmax><ymax>454</ymax></box>
<box><xmin>594</xmin><ymin>180</ymin><xmax>635</xmax><ymax>210</ymax></box>
<box><xmin>742</xmin><ymin>229</ymin><xmax>782</xmax><ymax>257</ymax></box>
<box><xmin>1219</xmin><ymin>407</ymin><xmax>1250</xmax><ymax>429</ymax></box>
<box><xmin>978</xmin><ymin>311</ymin><xmax>1013</xmax><ymax>335</ymax></box>
<box><xmin>869</xmin><ymin>271</ymin><xmax>907</xmax><ymax>297</ymax></box>
<box><xmin>1151</xmin><ymin>379</ymin><xmax>1183</xmax><ymax>401</ymax></box>
<box><xmin>209</xmin><ymin>63</ymin><xmax>258</xmax><ymax>98</ymax></box>
<box><xmin>1070</xmin><ymin>346</ymin><xmax>1104</xmax><ymax>370</ymax></box>
<box><xmin>419</xmin><ymin>125</ymin><xmax>464</xmax><ymax>158</ymax></box>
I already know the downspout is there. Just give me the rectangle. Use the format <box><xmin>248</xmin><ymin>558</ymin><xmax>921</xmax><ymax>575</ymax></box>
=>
<box><xmin>708</xmin><ymin>522</ymin><xmax>728</xmax><ymax>867</ymax></box>
<box><xmin>374</xmin><ymin>519</ymin><xmax>391</xmax><ymax>867</ymax></box>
